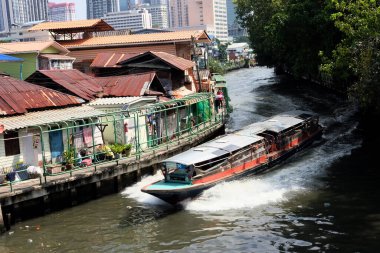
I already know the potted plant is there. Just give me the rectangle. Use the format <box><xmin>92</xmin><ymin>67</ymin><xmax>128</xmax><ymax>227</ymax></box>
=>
<box><xmin>110</xmin><ymin>143</ymin><xmax>125</xmax><ymax>159</ymax></box>
<box><xmin>123</xmin><ymin>143</ymin><xmax>132</xmax><ymax>157</ymax></box>
<box><xmin>63</xmin><ymin>149</ymin><xmax>75</xmax><ymax>170</ymax></box>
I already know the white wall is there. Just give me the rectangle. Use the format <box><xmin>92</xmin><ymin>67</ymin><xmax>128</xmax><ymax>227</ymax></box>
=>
<box><xmin>0</xmin><ymin>133</ymin><xmax>23</xmax><ymax>170</ymax></box>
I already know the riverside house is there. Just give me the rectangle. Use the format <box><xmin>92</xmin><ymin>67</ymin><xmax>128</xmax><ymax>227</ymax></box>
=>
<box><xmin>0</xmin><ymin>74</ymin><xmax>84</xmax><ymax>170</ymax></box>
<box><xmin>0</xmin><ymin>41</ymin><xmax>75</xmax><ymax>80</ymax></box>
<box><xmin>29</xmin><ymin>19</ymin><xmax>211</xmax><ymax>74</ymax></box>
<box><xmin>90</xmin><ymin>51</ymin><xmax>198</xmax><ymax>95</ymax></box>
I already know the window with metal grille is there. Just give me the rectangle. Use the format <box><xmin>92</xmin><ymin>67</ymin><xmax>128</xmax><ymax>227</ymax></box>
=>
<box><xmin>4</xmin><ymin>131</ymin><xmax>20</xmax><ymax>156</ymax></box>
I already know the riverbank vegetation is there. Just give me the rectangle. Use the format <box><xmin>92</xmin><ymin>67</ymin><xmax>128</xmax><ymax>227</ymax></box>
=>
<box><xmin>235</xmin><ymin>0</ymin><xmax>380</xmax><ymax>115</ymax></box>
<box><xmin>208</xmin><ymin>58</ymin><xmax>247</xmax><ymax>74</ymax></box>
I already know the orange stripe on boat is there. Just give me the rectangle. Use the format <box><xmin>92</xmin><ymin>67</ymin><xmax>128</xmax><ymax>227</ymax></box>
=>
<box><xmin>193</xmin><ymin>155</ymin><xmax>268</xmax><ymax>184</ymax></box>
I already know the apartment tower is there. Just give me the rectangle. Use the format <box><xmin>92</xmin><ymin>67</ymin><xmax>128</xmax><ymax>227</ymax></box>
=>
<box><xmin>87</xmin><ymin>0</ymin><xmax>119</xmax><ymax>19</ymax></box>
<box><xmin>169</xmin><ymin>0</ymin><xmax>228</xmax><ymax>41</ymax></box>
<box><xmin>48</xmin><ymin>2</ymin><xmax>75</xmax><ymax>22</ymax></box>
<box><xmin>0</xmin><ymin>0</ymin><xmax>48</xmax><ymax>32</ymax></box>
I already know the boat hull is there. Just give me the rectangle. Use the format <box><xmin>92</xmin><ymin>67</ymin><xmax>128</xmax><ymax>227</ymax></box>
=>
<box><xmin>142</xmin><ymin>128</ymin><xmax>323</xmax><ymax>204</ymax></box>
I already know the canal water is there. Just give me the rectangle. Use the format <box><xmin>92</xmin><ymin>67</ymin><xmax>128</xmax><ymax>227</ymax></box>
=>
<box><xmin>1</xmin><ymin>67</ymin><xmax>380</xmax><ymax>252</ymax></box>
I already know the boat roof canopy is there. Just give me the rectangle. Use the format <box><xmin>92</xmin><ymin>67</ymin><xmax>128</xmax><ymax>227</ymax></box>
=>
<box><xmin>246</xmin><ymin>115</ymin><xmax>304</xmax><ymax>134</ymax></box>
<box><xmin>163</xmin><ymin>131</ymin><xmax>264</xmax><ymax>166</ymax></box>
<box><xmin>163</xmin><ymin>111</ymin><xmax>315</xmax><ymax>166</ymax></box>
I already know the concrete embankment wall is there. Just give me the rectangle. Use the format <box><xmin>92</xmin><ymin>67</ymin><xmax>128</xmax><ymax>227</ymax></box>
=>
<box><xmin>0</xmin><ymin>124</ymin><xmax>225</xmax><ymax>231</ymax></box>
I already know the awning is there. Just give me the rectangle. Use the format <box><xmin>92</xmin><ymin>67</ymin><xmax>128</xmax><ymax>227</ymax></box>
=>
<box><xmin>214</xmin><ymin>82</ymin><xmax>226</xmax><ymax>88</ymax></box>
<box><xmin>0</xmin><ymin>54</ymin><xmax>24</xmax><ymax>62</ymax></box>
<box><xmin>0</xmin><ymin>105</ymin><xmax>105</xmax><ymax>131</ymax></box>
<box><xmin>40</xmin><ymin>54</ymin><xmax>76</xmax><ymax>60</ymax></box>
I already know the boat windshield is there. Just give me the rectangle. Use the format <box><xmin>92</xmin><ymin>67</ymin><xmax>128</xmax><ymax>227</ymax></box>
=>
<box><xmin>161</xmin><ymin>162</ymin><xmax>194</xmax><ymax>184</ymax></box>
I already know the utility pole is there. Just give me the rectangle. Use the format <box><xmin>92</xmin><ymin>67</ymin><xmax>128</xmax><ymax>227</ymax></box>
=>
<box><xmin>191</xmin><ymin>36</ymin><xmax>202</xmax><ymax>92</ymax></box>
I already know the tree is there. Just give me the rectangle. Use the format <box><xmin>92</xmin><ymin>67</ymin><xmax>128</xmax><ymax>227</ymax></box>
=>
<box><xmin>235</xmin><ymin>0</ymin><xmax>380</xmax><ymax>115</ymax></box>
<box><xmin>235</xmin><ymin>0</ymin><xmax>339</xmax><ymax>79</ymax></box>
<box><xmin>322</xmin><ymin>0</ymin><xmax>380</xmax><ymax>113</ymax></box>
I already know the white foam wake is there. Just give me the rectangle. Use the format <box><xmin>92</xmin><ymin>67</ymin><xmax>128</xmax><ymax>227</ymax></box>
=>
<box><xmin>121</xmin><ymin>173</ymin><xmax>168</xmax><ymax>205</ymax></box>
<box><xmin>183</xmin><ymin>178</ymin><xmax>295</xmax><ymax>211</ymax></box>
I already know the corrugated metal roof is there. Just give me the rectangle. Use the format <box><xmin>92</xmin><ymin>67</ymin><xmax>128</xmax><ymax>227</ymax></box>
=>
<box><xmin>0</xmin><ymin>75</ymin><xmax>83</xmax><ymax>116</ymax></box>
<box><xmin>243</xmin><ymin>115</ymin><xmax>304</xmax><ymax>134</ymax></box>
<box><xmin>59</xmin><ymin>30</ymin><xmax>211</xmax><ymax>49</ymax></box>
<box><xmin>96</xmin><ymin>72</ymin><xmax>165</xmax><ymax>97</ymax></box>
<box><xmin>90</xmin><ymin>52</ymin><xmax>140</xmax><ymax>68</ymax></box>
<box><xmin>0</xmin><ymin>105</ymin><xmax>104</xmax><ymax>131</ymax></box>
<box><xmin>226</xmin><ymin>43</ymin><xmax>249</xmax><ymax>50</ymax></box>
<box><xmin>149</xmin><ymin>51</ymin><xmax>194</xmax><ymax>70</ymax></box>
<box><xmin>172</xmin><ymin>86</ymin><xmax>195</xmax><ymax>98</ymax></box>
<box><xmin>28</xmin><ymin>19</ymin><xmax>114</xmax><ymax>32</ymax></box>
<box><xmin>118</xmin><ymin>51</ymin><xmax>194</xmax><ymax>71</ymax></box>
<box><xmin>88</xmin><ymin>96</ymin><xmax>156</xmax><ymax>106</ymax></box>
<box><xmin>26</xmin><ymin>69</ymin><xmax>103</xmax><ymax>101</ymax></box>
<box><xmin>40</xmin><ymin>54</ymin><xmax>75</xmax><ymax>60</ymax></box>
<box><xmin>0</xmin><ymin>41</ymin><xmax>69</xmax><ymax>54</ymax></box>
<box><xmin>163</xmin><ymin>112</ymin><xmax>311</xmax><ymax>166</ymax></box>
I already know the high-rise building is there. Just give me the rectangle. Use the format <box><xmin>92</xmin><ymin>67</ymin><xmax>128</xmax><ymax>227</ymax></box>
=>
<box><xmin>119</xmin><ymin>0</ymin><xmax>127</xmax><ymax>11</ymax></box>
<box><xmin>0</xmin><ymin>0</ymin><xmax>48</xmax><ymax>33</ymax></box>
<box><xmin>226</xmin><ymin>0</ymin><xmax>246</xmax><ymax>38</ymax></box>
<box><xmin>140</xmin><ymin>3</ymin><xmax>168</xmax><ymax>28</ymax></box>
<box><xmin>0</xmin><ymin>0</ymin><xmax>9</xmax><ymax>32</ymax></box>
<box><xmin>87</xmin><ymin>0</ymin><xmax>119</xmax><ymax>19</ymax></box>
<box><xmin>226</xmin><ymin>0</ymin><xmax>235</xmax><ymax>27</ymax></box>
<box><xmin>48</xmin><ymin>2</ymin><xmax>75</xmax><ymax>22</ymax></box>
<box><xmin>169</xmin><ymin>0</ymin><xmax>228</xmax><ymax>41</ymax></box>
<box><xmin>119</xmin><ymin>0</ymin><xmax>135</xmax><ymax>11</ymax></box>
<box><xmin>102</xmin><ymin>9</ymin><xmax>152</xmax><ymax>31</ymax></box>
<box><xmin>149</xmin><ymin>0</ymin><xmax>167</xmax><ymax>4</ymax></box>
<box><xmin>13</xmin><ymin>0</ymin><xmax>49</xmax><ymax>24</ymax></box>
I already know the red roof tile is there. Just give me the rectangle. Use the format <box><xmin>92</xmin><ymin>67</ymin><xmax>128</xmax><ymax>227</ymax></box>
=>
<box><xmin>0</xmin><ymin>75</ymin><xmax>83</xmax><ymax>115</ymax></box>
<box><xmin>59</xmin><ymin>30</ymin><xmax>210</xmax><ymax>49</ymax></box>
<box><xmin>26</xmin><ymin>69</ymin><xmax>103</xmax><ymax>101</ymax></box>
<box><xmin>0</xmin><ymin>41</ymin><xmax>69</xmax><ymax>54</ymax></box>
<box><xmin>96</xmin><ymin>72</ymin><xmax>165</xmax><ymax>97</ymax></box>
<box><xmin>28</xmin><ymin>19</ymin><xmax>114</xmax><ymax>32</ymax></box>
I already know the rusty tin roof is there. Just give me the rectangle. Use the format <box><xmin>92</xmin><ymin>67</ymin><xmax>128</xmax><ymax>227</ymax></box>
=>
<box><xmin>118</xmin><ymin>51</ymin><xmax>194</xmax><ymax>71</ymax></box>
<box><xmin>90</xmin><ymin>52</ymin><xmax>140</xmax><ymax>68</ymax></box>
<box><xmin>26</xmin><ymin>69</ymin><xmax>103</xmax><ymax>101</ymax></box>
<box><xmin>96</xmin><ymin>72</ymin><xmax>165</xmax><ymax>97</ymax></box>
<box><xmin>0</xmin><ymin>75</ymin><xmax>83</xmax><ymax>116</ymax></box>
